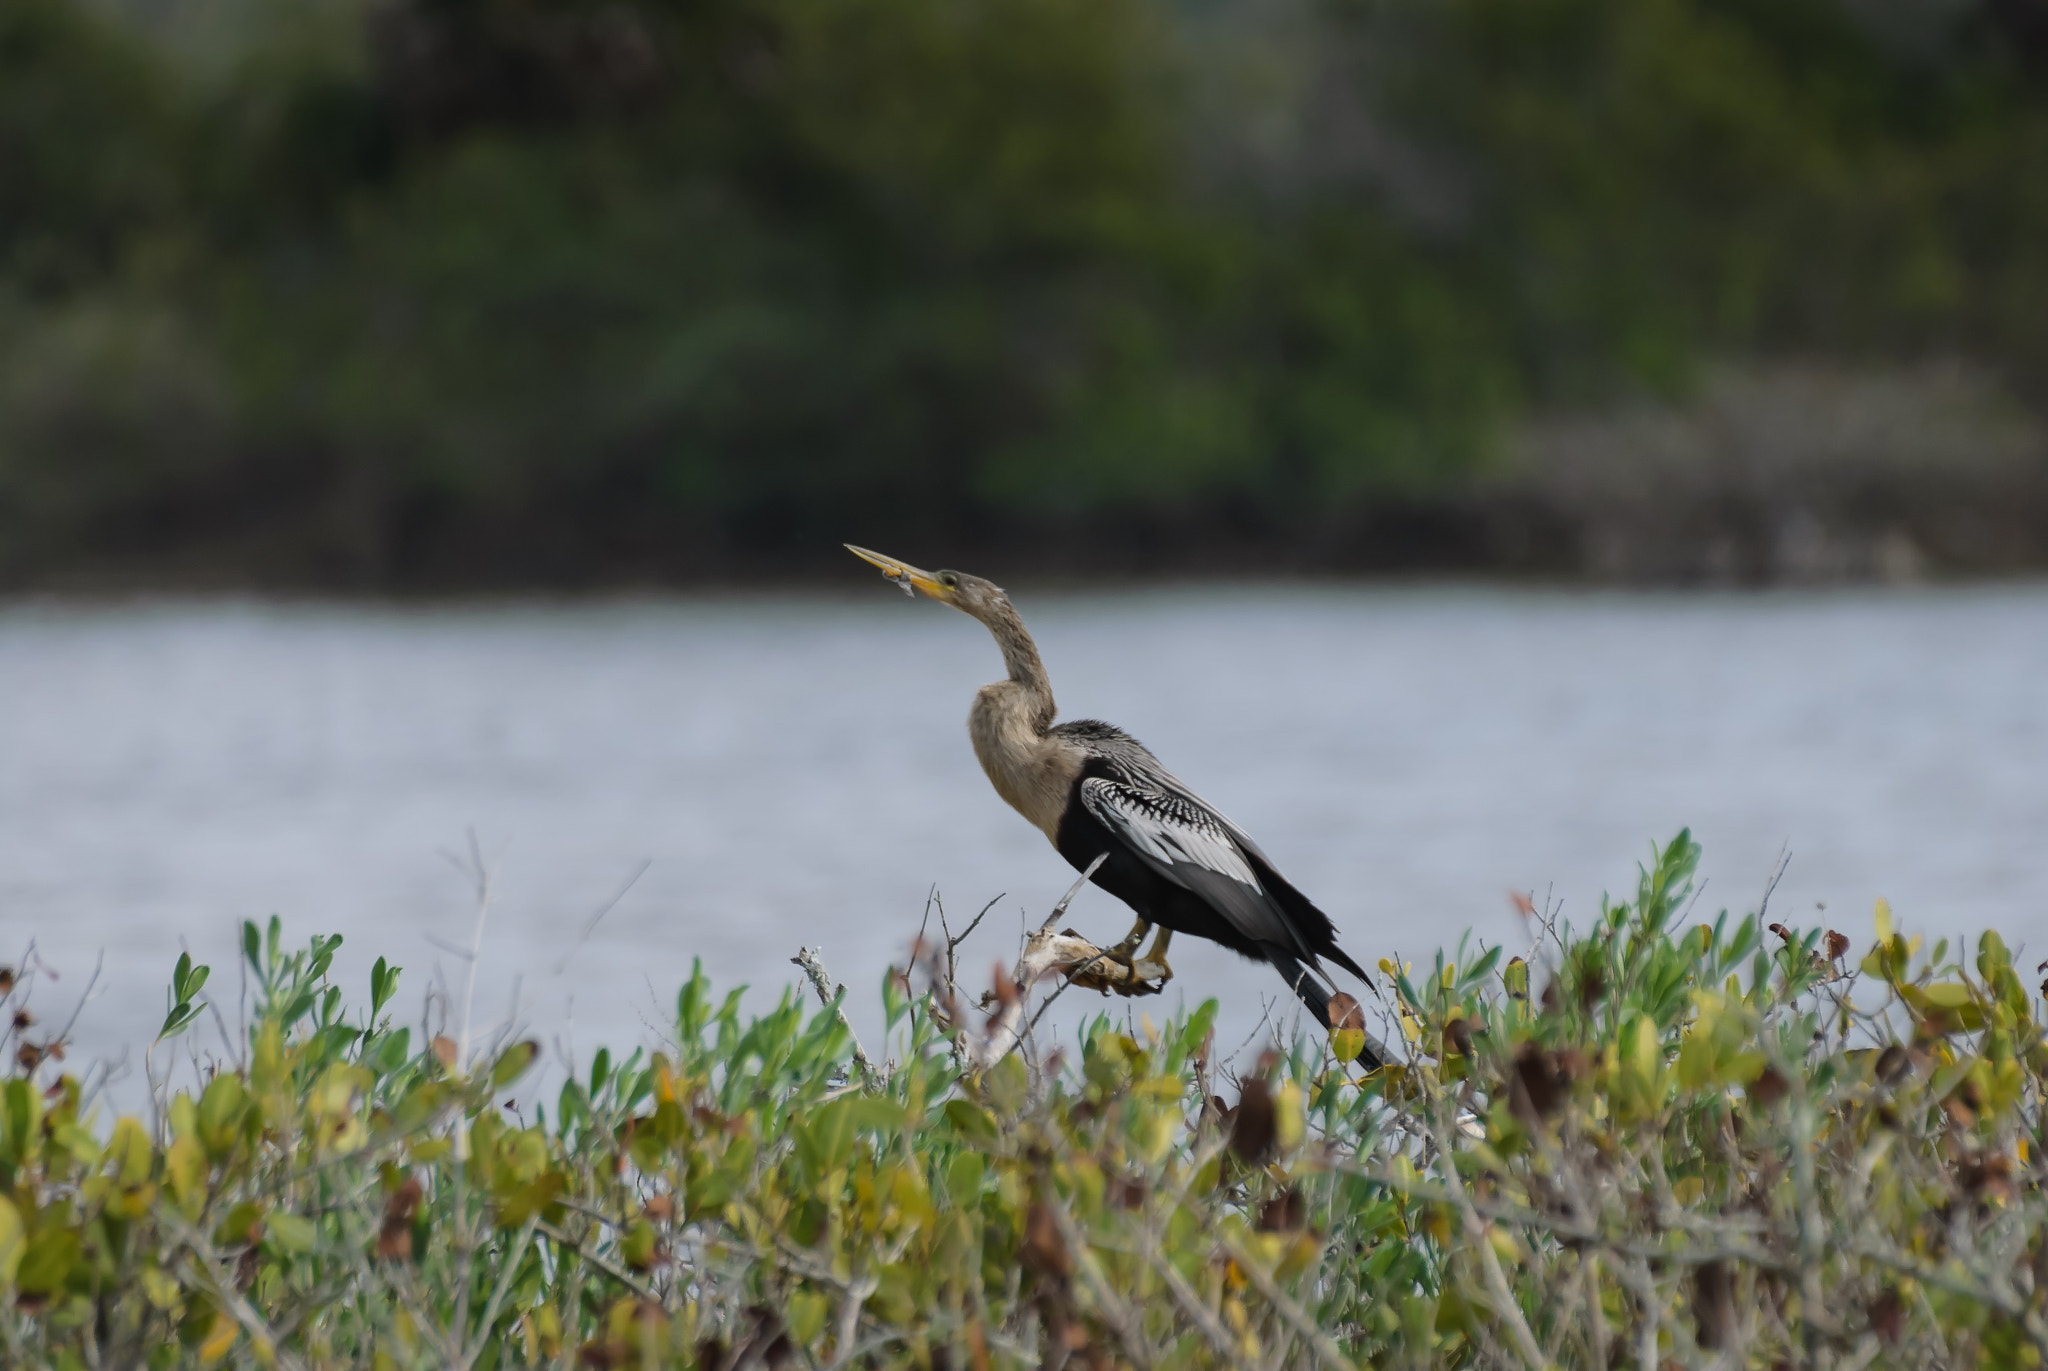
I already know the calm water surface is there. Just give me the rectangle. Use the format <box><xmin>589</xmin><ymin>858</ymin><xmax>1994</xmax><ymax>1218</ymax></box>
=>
<box><xmin>3</xmin><ymin>584</ymin><xmax>2045</xmax><ymax>1089</ymax></box>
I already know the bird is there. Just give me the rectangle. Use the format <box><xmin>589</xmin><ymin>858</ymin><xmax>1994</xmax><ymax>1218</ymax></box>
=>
<box><xmin>847</xmin><ymin>544</ymin><xmax>1378</xmax><ymax>1056</ymax></box>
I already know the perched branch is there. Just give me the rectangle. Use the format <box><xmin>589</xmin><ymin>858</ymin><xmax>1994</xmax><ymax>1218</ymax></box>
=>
<box><xmin>971</xmin><ymin>928</ymin><xmax>1168</xmax><ymax>1069</ymax></box>
<box><xmin>971</xmin><ymin>854</ymin><xmax>1175</xmax><ymax>1068</ymax></box>
<box><xmin>792</xmin><ymin>945</ymin><xmax>886</xmax><ymax>1090</ymax></box>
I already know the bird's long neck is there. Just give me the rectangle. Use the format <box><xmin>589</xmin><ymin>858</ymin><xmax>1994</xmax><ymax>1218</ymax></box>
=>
<box><xmin>978</xmin><ymin>598</ymin><xmax>1054</xmax><ymax>733</ymax></box>
<box><xmin>966</xmin><ymin>596</ymin><xmax>1073</xmax><ymax>839</ymax></box>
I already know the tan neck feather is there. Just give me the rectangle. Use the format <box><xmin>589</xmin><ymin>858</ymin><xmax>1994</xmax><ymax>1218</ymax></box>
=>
<box><xmin>964</xmin><ymin>596</ymin><xmax>1075</xmax><ymax>839</ymax></box>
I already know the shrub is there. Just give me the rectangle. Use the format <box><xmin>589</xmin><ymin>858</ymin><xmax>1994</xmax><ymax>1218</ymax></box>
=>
<box><xmin>0</xmin><ymin>831</ymin><xmax>2042</xmax><ymax>1367</ymax></box>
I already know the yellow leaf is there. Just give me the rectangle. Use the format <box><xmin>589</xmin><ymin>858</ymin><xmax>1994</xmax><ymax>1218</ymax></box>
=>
<box><xmin>787</xmin><ymin>1290</ymin><xmax>829</xmax><ymax>1344</ymax></box>
<box><xmin>107</xmin><ymin>1115</ymin><xmax>152</xmax><ymax>1186</ymax></box>
<box><xmin>166</xmin><ymin>1135</ymin><xmax>208</xmax><ymax>1216</ymax></box>
<box><xmin>1874</xmin><ymin>898</ymin><xmax>1894</xmax><ymax>945</ymax></box>
<box><xmin>197</xmin><ymin>1311</ymin><xmax>238</xmax><ymax>1366</ymax></box>
<box><xmin>1331</xmin><ymin>1027</ymin><xmax>1366</xmax><ymax>1064</ymax></box>
<box><xmin>0</xmin><ymin>1196</ymin><xmax>24</xmax><ymax>1289</ymax></box>
<box><xmin>141</xmin><ymin>1265</ymin><xmax>182</xmax><ymax>1311</ymax></box>
<box><xmin>1921</xmin><ymin>982</ymin><xmax>1977</xmax><ymax>1010</ymax></box>
<box><xmin>1274</xmin><ymin>1083</ymin><xmax>1305</xmax><ymax>1153</ymax></box>
<box><xmin>1629</xmin><ymin>1016</ymin><xmax>1660</xmax><ymax>1087</ymax></box>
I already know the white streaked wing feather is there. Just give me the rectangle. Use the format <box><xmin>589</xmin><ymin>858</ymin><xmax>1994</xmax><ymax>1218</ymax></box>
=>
<box><xmin>1078</xmin><ymin>778</ymin><xmax>1263</xmax><ymax>892</ymax></box>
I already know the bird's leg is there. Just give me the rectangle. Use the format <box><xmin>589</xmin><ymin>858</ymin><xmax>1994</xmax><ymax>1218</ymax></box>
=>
<box><xmin>1136</xmin><ymin>928</ymin><xmax>1173</xmax><ymax>984</ymax></box>
<box><xmin>1106</xmin><ymin>916</ymin><xmax>1151</xmax><ymax>959</ymax></box>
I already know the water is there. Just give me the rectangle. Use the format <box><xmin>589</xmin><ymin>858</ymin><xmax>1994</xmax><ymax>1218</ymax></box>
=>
<box><xmin>3</xmin><ymin>584</ymin><xmax>2046</xmax><ymax>1098</ymax></box>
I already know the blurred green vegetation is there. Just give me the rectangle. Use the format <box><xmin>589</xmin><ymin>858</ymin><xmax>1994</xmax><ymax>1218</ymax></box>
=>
<box><xmin>9</xmin><ymin>837</ymin><xmax>2048</xmax><ymax>1366</ymax></box>
<box><xmin>3</xmin><ymin>0</ymin><xmax>2047</xmax><ymax>585</ymax></box>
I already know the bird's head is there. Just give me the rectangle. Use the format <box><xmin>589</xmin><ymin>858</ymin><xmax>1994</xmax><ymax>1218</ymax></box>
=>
<box><xmin>845</xmin><ymin>545</ymin><xmax>1011</xmax><ymax>621</ymax></box>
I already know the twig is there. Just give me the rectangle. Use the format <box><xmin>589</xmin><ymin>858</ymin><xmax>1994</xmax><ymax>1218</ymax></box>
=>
<box><xmin>160</xmin><ymin>1211</ymin><xmax>312</xmax><ymax>1371</ymax></box>
<box><xmin>792</xmin><ymin>946</ymin><xmax>885</xmax><ymax>1090</ymax></box>
<box><xmin>952</xmin><ymin>893</ymin><xmax>1005</xmax><ymax>952</ymax></box>
<box><xmin>1757</xmin><ymin>844</ymin><xmax>1792</xmax><ymax>928</ymax></box>
<box><xmin>1144</xmin><ymin>1239</ymin><xmax>1246</xmax><ymax>1366</ymax></box>
<box><xmin>1425</xmin><ymin>1105</ymin><xmax>1547</xmax><ymax>1371</ymax></box>
<box><xmin>51</xmin><ymin>948</ymin><xmax>103</xmax><ymax>1054</ymax></box>
<box><xmin>1213</xmin><ymin>1233</ymin><xmax>1361</xmax><ymax>1371</ymax></box>
<box><xmin>828</xmin><ymin>1274</ymin><xmax>879</xmax><ymax>1371</ymax></box>
<box><xmin>1046</xmin><ymin>1198</ymin><xmax>1154</xmax><ymax>1371</ymax></box>
<box><xmin>1020</xmin><ymin>948</ymin><xmax>1110</xmax><ymax>1041</ymax></box>
<box><xmin>460</xmin><ymin>1214</ymin><xmax>540</xmax><ymax>1370</ymax></box>
<box><xmin>452</xmin><ymin>828</ymin><xmax>493</xmax><ymax>1073</ymax></box>
<box><xmin>552</xmin><ymin>859</ymin><xmax>652</xmax><ymax>973</ymax></box>
<box><xmin>1040</xmin><ymin>854</ymin><xmax>1108</xmax><ymax>932</ymax></box>
<box><xmin>536</xmin><ymin>1219</ymin><xmax>661</xmax><ymax>1304</ymax></box>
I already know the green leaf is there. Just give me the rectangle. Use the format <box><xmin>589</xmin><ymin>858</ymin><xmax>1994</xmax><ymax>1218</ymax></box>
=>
<box><xmin>0</xmin><ymin>1080</ymin><xmax>43</xmax><ymax>1167</ymax></box>
<box><xmin>619</xmin><ymin>1219</ymin><xmax>658</xmax><ymax>1271</ymax></box>
<box><xmin>0</xmin><ymin>1197</ymin><xmax>24</xmax><ymax>1289</ymax></box>
<box><xmin>983</xmin><ymin>1052</ymin><xmax>1028</xmax><ymax>1114</ymax></box>
<box><xmin>945</xmin><ymin>1151</ymin><xmax>985</xmax><ymax>1207</ymax></box>
<box><xmin>1920</xmin><ymin>982</ymin><xmax>1977</xmax><ymax>1010</ymax></box>
<box><xmin>370</xmin><ymin>957</ymin><xmax>399</xmax><ymax>1016</ymax></box>
<box><xmin>265</xmin><ymin>1212</ymin><xmax>318</xmax><ymax>1254</ymax></box>
<box><xmin>942</xmin><ymin>1100</ymin><xmax>999</xmax><ymax>1145</ymax></box>
<box><xmin>495</xmin><ymin>1170</ymin><xmax>565</xmax><ymax>1229</ymax></box>
<box><xmin>14</xmin><ymin>1227</ymin><xmax>79</xmax><ymax>1296</ymax></box>
<box><xmin>491</xmin><ymin>1040</ymin><xmax>540</xmax><ymax>1089</ymax></box>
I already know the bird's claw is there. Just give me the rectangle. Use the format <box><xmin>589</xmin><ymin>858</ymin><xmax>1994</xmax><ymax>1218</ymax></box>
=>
<box><xmin>1058</xmin><ymin>933</ymin><xmax>1169</xmax><ymax>997</ymax></box>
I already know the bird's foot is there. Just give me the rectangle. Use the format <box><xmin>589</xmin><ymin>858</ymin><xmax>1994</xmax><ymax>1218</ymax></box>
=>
<box><xmin>1119</xmin><ymin>929</ymin><xmax>1172</xmax><ymax>996</ymax></box>
<box><xmin>1105</xmin><ymin>919</ymin><xmax>1150</xmax><ymax>960</ymax></box>
<box><xmin>1055</xmin><ymin>930</ymin><xmax>1169</xmax><ymax>997</ymax></box>
<box><xmin>1102</xmin><ymin>945</ymin><xmax>1170</xmax><ymax>998</ymax></box>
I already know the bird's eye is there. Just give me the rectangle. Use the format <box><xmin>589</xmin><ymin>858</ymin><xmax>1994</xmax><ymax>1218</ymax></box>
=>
<box><xmin>938</xmin><ymin>572</ymin><xmax>959</xmax><ymax>588</ymax></box>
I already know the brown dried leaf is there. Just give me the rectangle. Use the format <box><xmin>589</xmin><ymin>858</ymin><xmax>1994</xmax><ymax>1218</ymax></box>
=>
<box><xmin>966</xmin><ymin>1320</ymin><xmax>991</xmax><ymax>1371</ymax></box>
<box><xmin>1228</xmin><ymin>1079</ymin><xmax>1276</xmax><ymax>1162</ymax></box>
<box><xmin>1020</xmin><ymin>1201</ymin><xmax>1071</xmax><ymax>1278</ymax></box>
<box><xmin>1325</xmin><ymin>991</ymin><xmax>1364</xmax><ymax>1033</ymax></box>
<box><xmin>1256</xmin><ymin>1187</ymin><xmax>1306</xmax><ymax>1232</ymax></box>
<box><xmin>1957</xmin><ymin>1151</ymin><xmax>2016</xmax><ymax>1204</ymax></box>
<box><xmin>431</xmin><ymin>1035</ymin><xmax>458</xmax><ymax>1070</ymax></box>
<box><xmin>1508</xmin><ymin>1041</ymin><xmax>1576</xmax><ymax>1124</ymax></box>
<box><xmin>1867</xmin><ymin>1288</ymin><xmax>1904</xmax><ymax>1343</ymax></box>
<box><xmin>1874</xmin><ymin>1043</ymin><xmax>1913</xmax><ymax>1086</ymax></box>
<box><xmin>377</xmin><ymin>1176</ymin><xmax>424</xmax><ymax>1261</ymax></box>
<box><xmin>1693</xmin><ymin>1260</ymin><xmax>1735</xmax><ymax>1349</ymax></box>
<box><xmin>1748</xmin><ymin>1065</ymin><xmax>1790</xmax><ymax>1107</ymax></box>
<box><xmin>1824</xmin><ymin>929</ymin><xmax>1850</xmax><ymax>960</ymax></box>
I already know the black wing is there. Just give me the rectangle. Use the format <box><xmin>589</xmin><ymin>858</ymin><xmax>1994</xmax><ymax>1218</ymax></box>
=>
<box><xmin>1076</xmin><ymin>773</ymin><xmax>1317</xmax><ymax>961</ymax></box>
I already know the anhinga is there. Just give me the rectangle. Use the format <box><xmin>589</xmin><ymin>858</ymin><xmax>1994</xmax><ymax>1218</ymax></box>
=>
<box><xmin>848</xmin><ymin>546</ymin><xmax>1376</xmax><ymax>1049</ymax></box>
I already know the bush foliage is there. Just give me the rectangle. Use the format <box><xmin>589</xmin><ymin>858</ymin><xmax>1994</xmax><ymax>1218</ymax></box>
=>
<box><xmin>4</xmin><ymin>0</ymin><xmax>2048</xmax><ymax>582</ymax></box>
<box><xmin>4</xmin><ymin>833</ymin><xmax>2048</xmax><ymax>1367</ymax></box>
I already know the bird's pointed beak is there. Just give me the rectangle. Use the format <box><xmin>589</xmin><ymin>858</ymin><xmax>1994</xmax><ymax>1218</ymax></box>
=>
<box><xmin>845</xmin><ymin>545</ymin><xmax>950</xmax><ymax>601</ymax></box>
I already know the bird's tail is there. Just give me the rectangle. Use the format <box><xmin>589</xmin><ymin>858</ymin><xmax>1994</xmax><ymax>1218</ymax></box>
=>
<box><xmin>1268</xmin><ymin>950</ymin><xmax>1388</xmax><ymax>1069</ymax></box>
<box><xmin>1269</xmin><ymin>950</ymin><xmax>1330</xmax><ymax>1022</ymax></box>
<box><xmin>1261</xmin><ymin>946</ymin><xmax>1392</xmax><ymax>1065</ymax></box>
